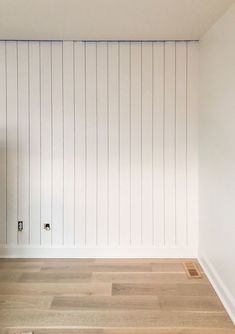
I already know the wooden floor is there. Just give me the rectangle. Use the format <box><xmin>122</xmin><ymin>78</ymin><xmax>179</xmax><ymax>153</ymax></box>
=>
<box><xmin>0</xmin><ymin>259</ymin><xmax>234</xmax><ymax>334</ymax></box>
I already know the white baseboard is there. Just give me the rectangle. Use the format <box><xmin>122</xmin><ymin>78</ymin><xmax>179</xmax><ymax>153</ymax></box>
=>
<box><xmin>199</xmin><ymin>255</ymin><xmax>235</xmax><ymax>325</ymax></box>
<box><xmin>0</xmin><ymin>245</ymin><xmax>197</xmax><ymax>258</ymax></box>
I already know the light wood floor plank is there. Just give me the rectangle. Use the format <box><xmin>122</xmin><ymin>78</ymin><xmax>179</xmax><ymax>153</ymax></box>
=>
<box><xmin>40</xmin><ymin>264</ymin><xmax>153</xmax><ymax>273</ymax></box>
<box><xmin>158</xmin><ymin>295</ymin><xmax>225</xmax><ymax>312</ymax></box>
<box><xmin>0</xmin><ymin>271</ymin><xmax>22</xmax><ymax>282</ymax></box>
<box><xmin>0</xmin><ymin>295</ymin><xmax>52</xmax><ymax>309</ymax></box>
<box><xmin>18</xmin><ymin>272</ymin><xmax>92</xmax><ymax>283</ymax></box>
<box><xmin>0</xmin><ymin>263</ymin><xmax>42</xmax><ymax>272</ymax></box>
<box><xmin>51</xmin><ymin>295</ymin><xmax>225</xmax><ymax>312</ymax></box>
<box><xmin>3</xmin><ymin>329</ymin><xmax>235</xmax><ymax>334</ymax></box>
<box><xmin>112</xmin><ymin>283</ymin><xmax>216</xmax><ymax>296</ymax></box>
<box><xmin>93</xmin><ymin>272</ymin><xmax>208</xmax><ymax>284</ymax></box>
<box><xmin>151</xmin><ymin>263</ymin><xmax>185</xmax><ymax>273</ymax></box>
<box><xmin>0</xmin><ymin>283</ymin><xmax>112</xmax><ymax>296</ymax></box>
<box><xmin>51</xmin><ymin>296</ymin><xmax>160</xmax><ymax>310</ymax></box>
<box><xmin>0</xmin><ymin>310</ymin><xmax>233</xmax><ymax>328</ymax></box>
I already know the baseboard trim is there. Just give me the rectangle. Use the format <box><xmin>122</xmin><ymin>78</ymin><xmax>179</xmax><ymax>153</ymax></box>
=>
<box><xmin>199</xmin><ymin>255</ymin><xmax>235</xmax><ymax>324</ymax></box>
<box><xmin>0</xmin><ymin>245</ymin><xmax>197</xmax><ymax>258</ymax></box>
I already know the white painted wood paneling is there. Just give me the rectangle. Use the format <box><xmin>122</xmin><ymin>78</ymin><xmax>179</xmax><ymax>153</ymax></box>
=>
<box><xmin>0</xmin><ymin>42</ymin><xmax>7</xmax><ymax>245</ymax></box>
<box><xmin>152</xmin><ymin>42</ymin><xmax>165</xmax><ymax>247</ymax></box>
<box><xmin>74</xmin><ymin>42</ymin><xmax>86</xmax><ymax>246</ymax></box>
<box><xmin>85</xmin><ymin>42</ymin><xmax>97</xmax><ymax>246</ymax></box>
<box><xmin>119</xmin><ymin>42</ymin><xmax>131</xmax><ymax>246</ymax></box>
<box><xmin>164</xmin><ymin>42</ymin><xmax>176</xmax><ymax>247</ymax></box>
<box><xmin>187</xmin><ymin>42</ymin><xmax>199</xmax><ymax>249</ymax></box>
<box><xmin>74</xmin><ymin>41</ymin><xmax>86</xmax><ymax>246</ymax></box>
<box><xmin>63</xmin><ymin>41</ymin><xmax>75</xmax><ymax>245</ymax></box>
<box><xmin>130</xmin><ymin>42</ymin><xmax>142</xmax><ymax>246</ymax></box>
<box><xmin>40</xmin><ymin>42</ymin><xmax>52</xmax><ymax>246</ymax></box>
<box><xmin>28</xmin><ymin>42</ymin><xmax>41</xmax><ymax>245</ymax></box>
<box><xmin>97</xmin><ymin>42</ymin><xmax>108</xmax><ymax>246</ymax></box>
<box><xmin>51</xmin><ymin>42</ymin><xmax>63</xmax><ymax>246</ymax></box>
<box><xmin>175</xmin><ymin>42</ymin><xmax>187</xmax><ymax>247</ymax></box>
<box><xmin>108</xmin><ymin>42</ymin><xmax>120</xmax><ymax>246</ymax></box>
<box><xmin>17</xmin><ymin>41</ymin><xmax>30</xmax><ymax>245</ymax></box>
<box><xmin>6</xmin><ymin>41</ymin><xmax>18</xmax><ymax>245</ymax></box>
<box><xmin>141</xmin><ymin>42</ymin><xmax>153</xmax><ymax>246</ymax></box>
<box><xmin>0</xmin><ymin>41</ymin><xmax>198</xmax><ymax>257</ymax></box>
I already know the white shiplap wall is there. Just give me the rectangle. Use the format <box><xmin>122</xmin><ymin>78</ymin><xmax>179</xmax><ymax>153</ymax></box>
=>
<box><xmin>0</xmin><ymin>41</ymin><xmax>198</xmax><ymax>258</ymax></box>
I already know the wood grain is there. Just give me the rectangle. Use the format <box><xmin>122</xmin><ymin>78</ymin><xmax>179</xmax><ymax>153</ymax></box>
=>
<box><xmin>112</xmin><ymin>283</ymin><xmax>215</xmax><ymax>296</ymax></box>
<box><xmin>0</xmin><ymin>310</ymin><xmax>233</xmax><ymax>328</ymax></box>
<box><xmin>3</xmin><ymin>329</ymin><xmax>235</xmax><ymax>334</ymax></box>
<box><xmin>0</xmin><ymin>283</ymin><xmax>111</xmax><ymax>296</ymax></box>
<box><xmin>40</xmin><ymin>264</ymin><xmax>153</xmax><ymax>272</ymax></box>
<box><xmin>0</xmin><ymin>295</ymin><xmax>52</xmax><ymax>309</ymax></box>
<box><xmin>19</xmin><ymin>272</ymin><xmax>92</xmax><ymax>283</ymax></box>
<box><xmin>51</xmin><ymin>295</ymin><xmax>160</xmax><ymax>310</ymax></box>
<box><xmin>0</xmin><ymin>259</ymin><xmax>233</xmax><ymax>332</ymax></box>
<box><xmin>93</xmin><ymin>272</ymin><xmax>208</xmax><ymax>284</ymax></box>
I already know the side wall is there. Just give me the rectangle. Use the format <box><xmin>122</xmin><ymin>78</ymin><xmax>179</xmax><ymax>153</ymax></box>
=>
<box><xmin>0</xmin><ymin>41</ymin><xmax>198</xmax><ymax>258</ymax></box>
<box><xmin>199</xmin><ymin>4</ymin><xmax>235</xmax><ymax>323</ymax></box>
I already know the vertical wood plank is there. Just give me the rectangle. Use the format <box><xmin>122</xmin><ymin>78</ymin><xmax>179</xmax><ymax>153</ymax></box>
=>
<box><xmin>74</xmin><ymin>41</ymin><xmax>86</xmax><ymax>246</ymax></box>
<box><xmin>86</xmin><ymin>42</ymin><xmax>97</xmax><ymax>246</ymax></box>
<box><xmin>141</xmin><ymin>42</ymin><xmax>153</xmax><ymax>246</ymax></box>
<box><xmin>40</xmin><ymin>42</ymin><xmax>52</xmax><ymax>246</ymax></box>
<box><xmin>17</xmin><ymin>41</ymin><xmax>30</xmax><ymax>245</ymax></box>
<box><xmin>164</xmin><ymin>42</ymin><xmax>176</xmax><ymax>247</ymax></box>
<box><xmin>108</xmin><ymin>42</ymin><xmax>119</xmax><ymax>246</ymax></box>
<box><xmin>51</xmin><ymin>42</ymin><xmax>63</xmax><ymax>246</ymax></box>
<box><xmin>6</xmin><ymin>41</ymin><xmax>18</xmax><ymax>245</ymax></box>
<box><xmin>130</xmin><ymin>43</ymin><xmax>142</xmax><ymax>246</ymax></box>
<box><xmin>119</xmin><ymin>42</ymin><xmax>131</xmax><ymax>246</ymax></box>
<box><xmin>63</xmin><ymin>41</ymin><xmax>75</xmax><ymax>245</ymax></box>
<box><xmin>97</xmin><ymin>42</ymin><xmax>108</xmax><ymax>246</ymax></box>
<box><xmin>175</xmin><ymin>42</ymin><xmax>187</xmax><ymax>247</ymax></box>
<box><xmin>187</xmin><ymin>42</ymin><xmax>199</xmax><ymax>249</ymax></box>
<box><xmin>29</xmin><ymin>42</ymin><xmax>41</xmax><ymax>245</ymax></box>
<box><xmin>0</xmin><ymin>40</ymin><xmax>199</xmax><ymax>252</ymax></box>
<box><xmin>0</xmin><ymin>42</ymin><xmax>7</xmax><ymax>245</ymax></box>
<box><xmin>153</xmin><ymin>42</ymin><xmax>165</xmax><ymax>246</ymax></box>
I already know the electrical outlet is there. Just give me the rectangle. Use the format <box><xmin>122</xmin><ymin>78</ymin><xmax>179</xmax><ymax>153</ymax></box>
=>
<box><xmin>44</xmin><ymin>223</ymin><xmax>51</xmax><ymax>231</ymax></box>
<box><xmin>18</xmin><ymin>221</ymin><xmax>23</xmax><ymax>232</ymax></box>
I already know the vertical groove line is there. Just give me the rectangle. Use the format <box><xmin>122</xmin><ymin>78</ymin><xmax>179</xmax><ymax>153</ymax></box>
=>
<box><xmin>175</xmin><ymin>42</ymin><xmax>177</xmax><ymax>246</ymax></box>
<box><xmin>5</xmin><ymin>42</ymin><xmax>8</xmax><ymax>244</ymax></box>
<box><xmin>28</xmin><ymin>42</ymin><xmax>31</xmax><ymax>245</ymax></box>
<box><xmin>73</xmin><ymin>41</ymin><xmax>76</xmax><ymax>246</ymax></box>
<box><xmin>96</xmin><ymin>42</ymin><xmax>98</xmax><ymax>246</ymax></box>
<box><xmin>129</xmin><ymin>42</ymin><xmax>132</xmax><ymax>246</ymax></box>
<box><xmin>107</xmin><ymin>43</ymin><xmax>109</xmax><ymax>246</ymax></box>
<box><xmin>84</xmin><ymin>42</ymin><xmax>87</xmax><ymax>245</ymax></box>
<box><xmin>186</xmin><ymin>42</ymin><xmax>188</xmax><ymax>246</ymax></box>
<box><xmin>163</xmin><ymin>42</ymin><xmax>166</xmax><ymax>246</ymax></box>
<box><xmin>140</xmin><ymin>42</ymin><xmax>143</xmax><ymax>245</ymax></box>
<box><xmin>118</xmin><ymin>42</ymin><xmax>120</xmax><ymax>245</ymax></box>
<box><xmin>50</xmin><ymin>42</ymin><xmax>53</xmax><ymax>246</ymax></box>
<box><xmin>39</xmin><ymin>42</ymin><xmax>42</xmax><ymax>246</ymax></box>
<box><xmin>62</xmin><ymin>42</ymin><xmax>65</xmax><ymax>245</ymax></box>
<box><xmin>16</xmin><ymin>42</ymin><xmax>19</xmax><ymax>245</ymax></box>
<box><xmin>152</xmin><ymin>42</ymin><xmax>154</xmax><ymax>246</ymax></box>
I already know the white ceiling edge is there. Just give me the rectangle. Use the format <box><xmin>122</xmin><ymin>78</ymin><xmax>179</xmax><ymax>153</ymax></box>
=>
<box><xmin>0</xmin><ymin>0</ymin><xmax>234</xmax><ymax>41</ymax></box>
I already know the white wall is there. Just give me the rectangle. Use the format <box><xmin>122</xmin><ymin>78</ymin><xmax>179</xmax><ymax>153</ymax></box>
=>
<box><xmin>0</xmin><ymin>41</ymin><xmax>198</xmax><ymax>258</ymax></box>
<box><xmin>199</xmin><ymin>4</ymin><xmax>235</xmax><ymax>323</ymax></box>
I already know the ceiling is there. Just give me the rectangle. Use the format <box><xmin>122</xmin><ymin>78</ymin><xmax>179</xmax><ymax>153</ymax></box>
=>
<box><xmin>0</xmin><ymin>0</ymin><xmax>234</xmax><ymax>41</ymax></box>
